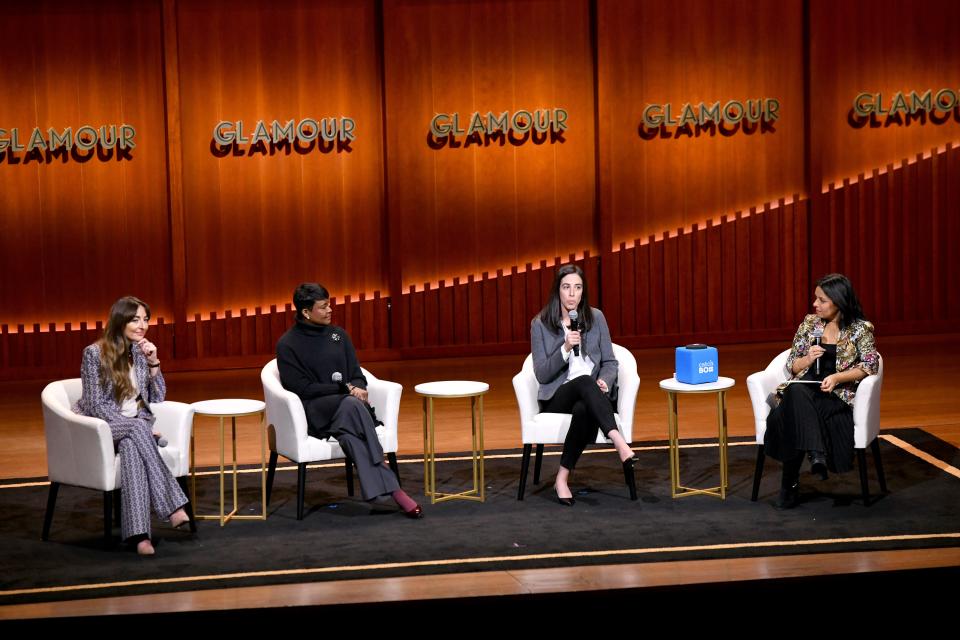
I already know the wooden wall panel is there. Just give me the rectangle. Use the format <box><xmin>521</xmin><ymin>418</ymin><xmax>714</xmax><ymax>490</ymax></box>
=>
<box><xmin>810</xmin><ymin>0</ymin><xmax>960</xmax><ymax>187</ymax></box>
<box><xmin>0</xmin><ymin>0</ymin><xmax>172</xmax><ymax>327</ymax></box>
<box><xmin>175</xmin><ymin>0</ymin><xmax>386</xmax><ymax>316</ymax></box>
<box><xmin>383</xmin><ymin>0</ymin><xmax>596</xmax><ymax>288</ymax></box>
<box><xmin>598</xmin><ymin>0</ymin><xmax>806</xmax><ymax>249</ymax></box>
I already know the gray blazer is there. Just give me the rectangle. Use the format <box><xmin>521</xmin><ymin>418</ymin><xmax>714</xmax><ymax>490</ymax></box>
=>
<box><xmin>531</xmin><ymin>308</ymin><xmax>618</xmax><ymax>403</ymax></box>
<box><xmin>75</xmin><ymin>343</ymin><xmax>165</xmax><ymax>424</ymax></box>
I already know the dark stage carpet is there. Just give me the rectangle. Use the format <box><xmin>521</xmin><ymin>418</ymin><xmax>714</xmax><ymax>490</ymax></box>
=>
<box><xmin>2</xmin><ymin>428</ymin><xmax>959</xmax><ymax>606</ymax></box>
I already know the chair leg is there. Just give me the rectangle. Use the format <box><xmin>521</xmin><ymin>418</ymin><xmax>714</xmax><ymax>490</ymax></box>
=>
<box><xmin>871</xmin><ymin>438</ymin><xmax>888</xmax><ymax>493</ymax></box>
<box><xmin>103</xmin><ymin>491</ymin><xmax>113</xmax><ymax>546</ymax></box>
<box><xmin>344</xmin><ymin>456</ymin><xmax>355</xmax><ymax>497</ymax></box>
<box><xmin>176</xmin><ymin>477</ymin><xmax>197</xmax><ymax>533</ymax></box>
<box><xmin>857</xmin><ymin>448</ymin><xmax>871</xmax><ymax>506</ymax></box>
<box><xmin>387</xmin><ymin>452</ymin><xmax>401</xmax><ymax>486</ymax></box>
<box><xmin>533</xmin><ymin>444</ymin><xmax>544</xmax><ymax>485</ymax></box>
<box><xmin>113</xmin><ymin>489</ymin><xmax>121</xmax><ymax>526</ymax></box>
<box><xmin>751</xmin><ymin>444</ymin><xmax>766</xmax><ymax>502</ymax></box>
<box><xmin>517</xmin><ymin>444</ymin><xmax>532</xmax><ymax>500</ymax></box>
<box><xmin>266</xmin><ymin>451</ymin><xmax>279</xmax><ymax>506</ymax></box>
<box><xmin>41</xmin><ymin>481</ymin><xmax>60</xmax><ymax>541</ymax></box>
<box><xmin>296</xmin><ymin>463</ymin><xmax>307</xmax><ymax>521</ymax></box>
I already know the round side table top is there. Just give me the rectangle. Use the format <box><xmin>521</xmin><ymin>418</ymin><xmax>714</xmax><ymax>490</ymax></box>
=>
<box><xmin>414</xmin><ymin>381</ymin><xmax>489</xmax><ymax>398</ymax></box>
<box><xmin>191</xmin><ymin>399</ymin><xmax>266</xmax><ymax>417</ymax></box>
<box><xmin>659</xmin><ymin>376</ymin><xmax>735</xmax><ymax>393</ymax></box>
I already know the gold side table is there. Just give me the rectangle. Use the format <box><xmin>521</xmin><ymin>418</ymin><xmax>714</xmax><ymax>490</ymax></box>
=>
<box><xmin>659</xmin><ymin>376</ymin><xmax>735</xmax><ymax>500</ymax></box>
<box><xmin>414</xmin><ymin>380</ymin><xmax>488</xmax><ymax>504</ymax></box>
<box><xmin>190</xmin><ymin>399</ymin><xmax>267</xmax><ymax>526</ymax></box>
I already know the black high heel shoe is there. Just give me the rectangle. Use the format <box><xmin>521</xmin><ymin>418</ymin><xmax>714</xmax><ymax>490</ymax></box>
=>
<box><xmin>808</xmin><ymin>451</ymin><xmax>828</xmax><ymax>481</ymax></box>
<box><xmin>774</xmin><ymin>482</ymin><xmax>800</xmax><ymax>509</ymax></box>
<box><xmin>555</xmin><ymin>484</ymin><xmax>575</xmax><ymax>506</ymax></box>
<box><xmin>622</xmin><ymin>456</ymin><xmax>638</xmax><ymax>501</ymax></box>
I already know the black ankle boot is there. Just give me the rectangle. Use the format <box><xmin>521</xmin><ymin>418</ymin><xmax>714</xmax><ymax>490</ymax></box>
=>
<box><xmin>808</xmin><ymin>451</ymin><xmax>828</xmax><ymax>480</ymax></box>
<box><xmin>774</xmin><ymin>482</ymin><xmax>800</xmax><ymax>510</ymax></box>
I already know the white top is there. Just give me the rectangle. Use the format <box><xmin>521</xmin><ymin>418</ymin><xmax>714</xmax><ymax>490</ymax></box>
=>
<box><xmin>120</xmin><ymin>366</ymin><xmax>140</xmax><ymax>418</ymax></box>
<box><xmin>414</xmin><ymin>381</ymin><xmax>489</xmax><ymax>397</ymax></box>
<box><xmin>659</xmin><ymin>376</ymin><xmax>735</xmax><ymax>393</ymax></box>
<box><xmin>192</xmin><ymin>398</ymin><xmax>266</xmax><ymax>416</ymax></box>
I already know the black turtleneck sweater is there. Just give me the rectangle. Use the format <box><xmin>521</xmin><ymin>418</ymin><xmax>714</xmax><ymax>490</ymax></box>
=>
<box><xmin>276</xmin><ymin>318</ymin><xmax>367</xmax><ymax>435</ymax></box>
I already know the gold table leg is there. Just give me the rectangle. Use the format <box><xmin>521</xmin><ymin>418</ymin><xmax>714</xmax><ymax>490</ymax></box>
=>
<box><xmin>668</xmin><ymin>390</ymin><xmax>729</xmax><ymax>500</ymax></box>
<box><xmin>420</xmin><ymin>393</ymin><xmax>487</xmax><ymax>504</ymax></box>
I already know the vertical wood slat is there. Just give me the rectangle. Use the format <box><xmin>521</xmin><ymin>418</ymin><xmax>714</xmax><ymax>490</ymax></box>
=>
<box><xmin>947</xmin><ymin>144</ymin><xmax>960</xmax><ymax>320</ymax></box>
<box><xmin>692</xmin><ymin>224</ymin><xmax>708</xmax><ymax>334</ymax></box>
<box><xmin>863</xmin><ymin>170</ymin><xmax>879</xmax><ymax>322</ymax></box>
<box><xmin>510</xmin><ymin>267</ymin><xmax>526</xmax><ymax>342</ymax></box>
<box><xmin>438</xmin><ymin>281</ymin><xmax>454</xmax><ymax>346</ymax></box>
<box><xmin>650</xmin><ymin>234</ymin><xmax>666</xmax><ymax>336</ymax></box>
<box><xmin>901</xmin><ymin>157</ymin><xmax>916</xmax><ymax>323</ymax></box>
<box><xmin>747</xmin><ymin>208</ymin><xmax>764</xmax><ymax>331</ymax></box>
<box><xmin>605</xmin><ymin>247</ymin><xmax>622</xmax><ymax>336</ymax></box>
<box><xmin>481</xmin><ymin>273</ymin><xmax>497</xmax><ymax>343</ymax></box>
<box><xmin>409</xmin><ymin>286</ymin><xmax>424</xmax><ymax>349</ymax></box>
<box><xmin>734</xmin><ymin>211</ymin><xmax>750</xmax><ymax>331</ymax></box>
<box><xmin>930</xmin><ymin>148</ymin><xmax>945</xmax><ymax>323</ymax></box>
<box><xmin>760</xmin><ymin>204</ymin><xmax>778</xmax><ymax>330</ymax></box>
<box><xmin>617</xmin><ymin>243</ymin><xmax>634</xmax><ymax>337</ymax></box>
<box><xmin>916</xmin><ymin>152</ymin><xmax>933</xmax><ymax>319</ymax></box>
<box><xmin>637</xmin><ymin>237</ymin><xmax>653</xmax><ymax>336</ymax></box>
<box><xmin>467</xmin><ymin>275</ymin><xmax>483</xmax><ymax>345</ymax></box>
<box><xmin>423</xmin><ymin>284</ymin><xmax>439</xmax><ymax>347</ymax></box>
<box><xmin>662</xmin><ymin>232</ymin><xmax>679</xmax><ymax>335</ymax></box>
<box><xmin>794</xmin><ymin>197</ymin><xmax>809</xmax><ymax>322</ymax></box>
<box><xmin>845</xmin><ymin>177</ymin><xmax>859</xmax><ymax>287</ymax></box>
<box><xmin>677</xmin><ymin>227</ymin><xmax>693</xmax><ymax>335</ymax></box>
<box><xmin>706</xmin><ymin>221</ymin><xmax>722</xmax><ymax>333</ymax></box>
<box><xmin>875</xmin><ymin>169</ymin><xmax>890</xmax><ymax>323</ymax></box>
<box><xmin>720</xmin><ymin>216</ymin><xmax>737</xmax><ymax>333</ymax></box>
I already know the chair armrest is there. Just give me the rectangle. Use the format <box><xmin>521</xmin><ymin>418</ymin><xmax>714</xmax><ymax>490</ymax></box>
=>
<box><xmin>853</xmin><ymin>372</ymin><xmax>883</xmax><ymax>446</ymax></box>
<box><xmin>615</xmin><ymin>371</ymin><xmax>640</xmax><ymax>441</ymax></box>
<box><xmin>150</xmin><ymin>401</ymin><xmax>194</xmax><ymax>476</ymax></box>
<box><xmin>746</xmin><ymin>370</ymin><xmax>779</xmax><ymax>443</ymax></box>
<box><xmin>42</xmin><ymin>403</ymin><xmax>116</xmax><ymax>490</ymax></box>
<box><xmin>513</xmin><ymin>370</ymin><xmax>540</xmax><ymax>424</ymax></box>
<box><xmin>367</xmin><ymin>378</ymin><xmax>402</xmax><ymax>453</ymax></box>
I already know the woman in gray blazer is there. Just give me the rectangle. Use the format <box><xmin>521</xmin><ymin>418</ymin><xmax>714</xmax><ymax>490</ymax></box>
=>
<box><xmin>76</xmin><ymin>296</ymin><xmax>191</xmax><ymax>555</ymax></box>
<box><xmin>531</xmin><ymin>265</ymin><xmax>636</xmax><ymax>505</ymax></box>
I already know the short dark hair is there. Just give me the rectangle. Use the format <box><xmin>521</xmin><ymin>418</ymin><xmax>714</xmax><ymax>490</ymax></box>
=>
<box><xmin>293</xmin><ymin>283</ymin><xmax>330</xmax><ymax>315</ymax></box>
<box><xmin>816</xmin><ymin>273</ymin><xmax>866</xmax><ymax>330</ymax></box>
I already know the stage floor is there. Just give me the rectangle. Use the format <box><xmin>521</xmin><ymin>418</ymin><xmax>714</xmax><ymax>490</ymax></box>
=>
<box><xmin>2</xmin><ymin>334</ymin><xmax>959</xmax><ymax>620</ymax></box>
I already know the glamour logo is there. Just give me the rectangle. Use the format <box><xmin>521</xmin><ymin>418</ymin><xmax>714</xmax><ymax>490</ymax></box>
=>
<box><xmin>0</xmin><ymin>124</ymin><xmax>136</xmax><ymax>160</ymax></box>
<box><xmin>853</xmin><ymin>89</ymin><xmax>959</xmax><ymax>117</ymax></box>
<box><xmin>212</xmin><ymin>118</ymin><xmax>356</xmax><ymax>155</ymax></box>
<box><xmin>430</xmin><ymin>109</ymin><xmax>569</xmax><ymax>138</ymax></box>
<box><xmin>642</xmin><ymin>99</ymin><xmax>780</xmax><ymax>129</ymax></box>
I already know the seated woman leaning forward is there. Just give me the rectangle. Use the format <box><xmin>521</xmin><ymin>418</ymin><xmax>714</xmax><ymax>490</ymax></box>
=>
<box><xmin>75</xmin><ymin>296</ymin><xmax>192</xmax><ymax>555</ymax></box>
<box><xmin>531</xmin><ymin>264</ymin><xmax>636</xmax><ymax>506</ymax></box>
<box><xmin>763</xmin><ymin>273</ymin><xmax>880</xmax><ymax>509</ymax></box>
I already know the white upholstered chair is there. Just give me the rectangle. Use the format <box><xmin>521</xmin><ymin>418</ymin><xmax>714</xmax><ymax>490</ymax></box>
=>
<box><xmin>512</xmin><ymin>343</ymin><xmax>641</xmax><ymax>500</ymax></box>
<box><xmin>41</xmin><ymin>378</ymin><xmax>195</xmax><ymax>543</ymax></box>
<box><xmin>746</xmin><ymin>349</ymin><xmax>886</xmax><ymax>505</ymax></box>
<box><xmin>261</xmin><ymin>359</ymin><xmax>402</xmax><ymax>520</ymax></box>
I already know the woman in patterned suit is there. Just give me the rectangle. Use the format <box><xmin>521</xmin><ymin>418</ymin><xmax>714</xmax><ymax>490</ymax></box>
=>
<box><xmin>764</xmin><ymin>274</ymin><xmax>880</xmax><ymax>509</ymax></box>
<box><xmin>76</xmin><ymin>296</ymin><xmax>191</xmax><ymax>555</ymax></box>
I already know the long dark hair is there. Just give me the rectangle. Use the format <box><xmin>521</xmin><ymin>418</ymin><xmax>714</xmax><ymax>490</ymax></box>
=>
<box><xmin>97</xmin><ymin>295</ymin><xmax>150</xmax><ymax>403</ymax></box>
<box><xmin>538</xmin><ymin>264</ymin><xmax>594</xmax><ymax>332</ymax></box>
<box><xmin>816</xmin><ymin>273</ymin><xmax>866</xmax><ymax>331</ymax></box>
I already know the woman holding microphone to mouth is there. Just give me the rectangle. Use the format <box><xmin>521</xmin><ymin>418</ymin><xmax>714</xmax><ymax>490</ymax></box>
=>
<box><xmin>530</xmin><ymin>264</ymin><xmax>636</xmax><ymax>506</ymax></box>
<box><xmin>76</xmin><ymin>296</ymin><xmax>191</xmax><ymax>555</ymax></box>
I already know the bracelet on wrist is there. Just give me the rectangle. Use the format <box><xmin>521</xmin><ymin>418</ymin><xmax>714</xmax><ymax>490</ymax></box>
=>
<box><xmin>148</xmin><ymin>361</ymin><xmax>160</xmax><ymax>368</ymax></box>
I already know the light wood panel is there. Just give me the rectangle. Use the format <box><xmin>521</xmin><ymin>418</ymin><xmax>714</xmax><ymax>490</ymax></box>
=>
<box><xmin>0</xmin><ymin>0</ymin><xmax>173</xmax><ymax>327</ymax></box>
<box><xmin>175</xmin><ymin>0</ymin><xmax>386</xmax><ymax>315</ymax></box>
<box><xmin>383</xmin><ymin>0</ymin><xmax>596</xmax><ymax>288</ymax></box>
<box><xmin>597</xmin><ymin>0</ymin><xmax>806</xmax><ymax>248</ymax></box>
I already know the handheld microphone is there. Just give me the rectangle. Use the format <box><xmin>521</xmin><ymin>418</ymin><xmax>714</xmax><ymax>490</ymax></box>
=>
<box><xmin>568</xmin><ymin>309</ymin><xmax>580</xmax><ymax>357</ymax></box>
<box><xmin>332</xmin><ymin>372</ymin><xmax>344</xmax><ymax>390</ymax></box>
<box><xmin>153</xmin><ymin>434</ymin><xmax>167</xmax><ymax>448</ymax></box>
<box><xmin>811</xmin><ymin>327</ymin><xmax>823</xmax><ymax>376</ymax></box>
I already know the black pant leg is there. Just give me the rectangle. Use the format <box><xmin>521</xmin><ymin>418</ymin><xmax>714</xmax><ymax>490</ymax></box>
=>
<box><xmin>544</xmin><ymin>376</ymin><xmax>618</xmax><ymax>471</ymax></box>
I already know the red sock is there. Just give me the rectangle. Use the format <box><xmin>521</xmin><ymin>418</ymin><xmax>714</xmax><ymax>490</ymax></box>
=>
<box><xmin>392</xmin><ymin>489</ymin><xmax>418</xmax><ymax>512</ymax></box>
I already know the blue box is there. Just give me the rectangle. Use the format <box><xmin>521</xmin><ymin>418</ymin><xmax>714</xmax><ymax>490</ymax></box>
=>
<box><xmin>675</xmin><ymin>345</ymin><xmax>719</xmax><ymax>384</ymax></box>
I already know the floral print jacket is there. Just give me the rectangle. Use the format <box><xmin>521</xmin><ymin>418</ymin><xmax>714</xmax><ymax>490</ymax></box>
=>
<box><xmin>778</xmin><ymin>314</ymin><xmax>880</xmax><ymax>406</ymax></box>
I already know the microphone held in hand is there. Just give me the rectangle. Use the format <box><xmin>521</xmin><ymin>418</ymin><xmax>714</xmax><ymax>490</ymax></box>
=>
<box><xmin>568</xmin><ymin>309</ymin><xmax>580</xmax><ymax>357</ymax></box>
<box><xmin>331</xmin><ymin>371</ymin><xmax>346</xmax><ymax>392</ymax></box>
<box><xmin>811</xmin><ymin>327</ymin><xmax>823</xmax><ymax>376</ymax></box>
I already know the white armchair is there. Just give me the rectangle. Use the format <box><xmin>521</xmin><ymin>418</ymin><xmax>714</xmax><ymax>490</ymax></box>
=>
<box><xmin>41</xmin><ymin>378</ymin><xmax>195</xmax><ymax>543</ymax></box>
<box><xmin>512</xmin><ymin>343</ymin><xmax>641</xmax><ymax>500</ymax></box>
<box><xmin>261</xmin><ymin>359</ymin><xmax>402</xmax><ymax>520</ymax></box>
<box><xmin>746</xmin><ymin>349</ymin><xmax>886</xmax><ymax>505</ymax></box>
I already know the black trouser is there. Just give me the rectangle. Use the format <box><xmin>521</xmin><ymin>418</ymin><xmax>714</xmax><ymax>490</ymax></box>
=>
<box><xmin>542</xmin><ymin>376</ymin><xmax>618</xmax><ymax>470</ymax></box>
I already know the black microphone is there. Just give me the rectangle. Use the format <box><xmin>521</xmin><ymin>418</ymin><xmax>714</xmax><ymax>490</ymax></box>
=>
<box><xmin>568</xmin><ymin>309</ymin><xmax>580</xmax><ymax>357</ymax></box>
<box><xmin>811</xmin><ymin>327</ymin><xmax>823</xmax><ymax>376</ymax></box>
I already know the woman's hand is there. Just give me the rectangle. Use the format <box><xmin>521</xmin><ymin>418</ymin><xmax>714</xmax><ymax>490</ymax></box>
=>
<box><xmin>820</xmin><ymin>374</ymin><xmax>840</xmax><ymax>393</ymax></box>
<box><xmin>597</xmin><ymin>379</ymin><xmax>609</xmax><ymax>394</ymax></box>
<box><xmin>347</xmin><ymin>384</ymin><xmax>369</xmax><ymax>403</ymax></box>
<box><xmin>137</xmin><ymin>339</ymin><xmax>159</xmax><ymax>365</ymax></box>
<box><xmin>564</xmin><ymin>329</ymin><xmax>581</xmax><ymax>353</ymax></box>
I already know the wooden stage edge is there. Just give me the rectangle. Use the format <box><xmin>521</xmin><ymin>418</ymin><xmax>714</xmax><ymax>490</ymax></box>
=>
<box><xmin>2</xmin><ymin>547</ymin><xmax>959</xmax><ymax>621</ymax></box>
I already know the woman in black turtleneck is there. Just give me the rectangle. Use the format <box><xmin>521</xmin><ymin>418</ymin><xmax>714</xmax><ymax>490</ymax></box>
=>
<box><xmin>276</xmin><ymin>283</ymin><xmax>423</xmax><ymax>518</ymax></box>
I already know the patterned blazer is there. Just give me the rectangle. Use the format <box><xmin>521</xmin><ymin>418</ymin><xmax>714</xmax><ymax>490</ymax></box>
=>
<box><xmin>779</xmin><ymin>314</ymin><xmax>879</xmax><ymax>406</ymax></box>
<box><xmin>75</xmin><ymin>343</ymin><xmax>166</xmax><ymax>424</ymax></box>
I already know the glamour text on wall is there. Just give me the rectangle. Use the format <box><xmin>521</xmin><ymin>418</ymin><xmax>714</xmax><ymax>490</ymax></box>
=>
<box><xmin>853</xmin><ymin>89</ymin><xmax>959</xmax><ymax>117</ymax></box>
<box><xmin>211</xmin><ymin>118</ymin><xmax>357</xmax><ymax>156</ymax></box>
<box><xmin>0</xmin><ymin>124</ymin><xmax>136</xmax><ymax>163</ymax></box>
<box><xmin>428</xmin><ymin>108</ymin><xmax>569</xmax><ymax>148</ymax></box>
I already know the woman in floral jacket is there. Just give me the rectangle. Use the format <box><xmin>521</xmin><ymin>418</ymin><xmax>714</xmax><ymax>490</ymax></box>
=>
<box><xmin>764</xmin><ymin>274</ymin><xmax>879</xmax><ymax>509</ymax></box>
